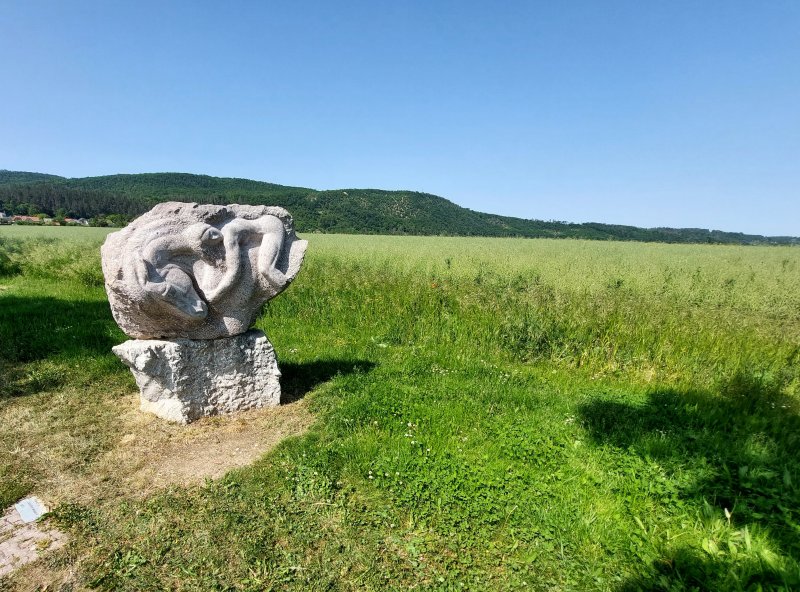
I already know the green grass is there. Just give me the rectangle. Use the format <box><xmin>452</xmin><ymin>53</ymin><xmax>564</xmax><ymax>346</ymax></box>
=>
<box><xmin>0</xmin><ymin>224</ymin><xmax>114</xmax><ymax>242</ymax></box>
<box><xmin>1</xmin><ymin>229</ymin><xmax>799</xmax><ymax>591</ymax></box>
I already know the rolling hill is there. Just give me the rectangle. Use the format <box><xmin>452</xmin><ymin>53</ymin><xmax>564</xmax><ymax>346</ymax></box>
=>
<box><xmin>0</xmin><ymin>170</ymin><xmax>796</xmax><ymax>245</ymax></box>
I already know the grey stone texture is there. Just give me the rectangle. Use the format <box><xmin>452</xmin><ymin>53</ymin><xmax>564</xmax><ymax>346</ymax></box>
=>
<box><xmin>0</xmin><ymin>501</ymin><xmax>65</xmax><ymax>578</ymax></box>
<box><xmin>101</xmin><ymin>202</ymin><xmax>307</xmax><ymax>340</ymax></box>
<box><xmin>113</xmin><ymin>330</ymin><xmax>282</xmax><ymax>424</ymax></box>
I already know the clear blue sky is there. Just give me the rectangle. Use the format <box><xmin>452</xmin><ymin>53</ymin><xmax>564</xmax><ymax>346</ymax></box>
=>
<box><xmin>2</xmin><ymin>1</ymin><xmax>798</xmax><ymax>235</ymax></box>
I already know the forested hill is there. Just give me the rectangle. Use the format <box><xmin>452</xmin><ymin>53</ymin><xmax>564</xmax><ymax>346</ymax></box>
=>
<box><xmin>0</xmin><ymin>170</ymin><xmax>797</xmax><ymax>245</ymax></box>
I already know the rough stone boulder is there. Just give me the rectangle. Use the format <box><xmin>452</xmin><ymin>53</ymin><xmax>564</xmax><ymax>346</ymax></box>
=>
<box><xmin>113</xmin><ymin>330</ymin><xmax>281</xmax><ymax>424</ymax></box>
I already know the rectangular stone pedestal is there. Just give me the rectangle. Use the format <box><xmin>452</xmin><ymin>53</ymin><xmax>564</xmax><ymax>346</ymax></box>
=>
<box><xmin>113</xmin><ymin>329</ymin><xmax>281</xmax><ymax>424</ymax></box>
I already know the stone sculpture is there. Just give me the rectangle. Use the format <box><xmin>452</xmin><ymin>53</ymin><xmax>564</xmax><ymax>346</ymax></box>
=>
<box><xmin>102</xmin><ymin>202</ymin><xmax>306</xmax><ymax>340</ymax></box>
<box><xmin>102</xmin><ymin>202</ymin><xmax>307</xmax><ymax>423</ymax></box>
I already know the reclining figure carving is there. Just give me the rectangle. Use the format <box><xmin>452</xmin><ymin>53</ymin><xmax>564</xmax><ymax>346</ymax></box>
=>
<box><xmin>101</xmin><ymin>202</ymin><xmax>307</xmax><ymax>339</ymax></box>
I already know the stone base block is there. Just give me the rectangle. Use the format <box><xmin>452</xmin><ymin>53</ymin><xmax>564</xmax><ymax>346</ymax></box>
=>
<box><xmin>113</xmin><ymin>329</ymin><xmax>281</xmax><ymax>424</ymax></box>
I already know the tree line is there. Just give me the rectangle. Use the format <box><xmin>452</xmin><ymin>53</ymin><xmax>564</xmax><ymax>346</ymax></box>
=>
<box><xmin>0</xmin><ymin>171</ymin><xmax>796</xmax><ymax>244</ymax></box>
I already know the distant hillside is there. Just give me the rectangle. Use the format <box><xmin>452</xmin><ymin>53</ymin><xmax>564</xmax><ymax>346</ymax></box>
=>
<box><xmin>0</xmin><ymin>171</ymin><xmax>65</xmax><ymax>185</ymax></box>
<box><xmin>0</xmin><ymin>170</ymin><xmax>797</xmax><ymax>245</ymax></box>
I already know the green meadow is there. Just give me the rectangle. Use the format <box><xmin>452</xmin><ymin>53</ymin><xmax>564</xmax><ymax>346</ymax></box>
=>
<box><xmin>1</xmin><ymin>226</ymin><xmax>799</xmax><ymax>591</ymax></box>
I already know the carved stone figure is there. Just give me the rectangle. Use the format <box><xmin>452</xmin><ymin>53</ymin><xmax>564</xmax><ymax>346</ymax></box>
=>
<box><xmin>102</xmin><ymin>202</ymin><xmax>307</xmax><ymax>423</ymax></box>
<box><xmin>101</xmin><ymin>202</ymin><xmax>307</xmax><ymax>340</ymax></box>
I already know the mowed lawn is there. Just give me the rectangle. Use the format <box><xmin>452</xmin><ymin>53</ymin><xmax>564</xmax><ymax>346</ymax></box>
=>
<box><xmin>1</xmin><ymin>227</ymin><xmax>799</xmax><ymax>591</ymax></box>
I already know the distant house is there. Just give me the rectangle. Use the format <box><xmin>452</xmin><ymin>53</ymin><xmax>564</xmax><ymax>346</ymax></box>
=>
<box><xmin>11</xmin><ymin>215</ymin><xmax>43</xmax><ymax>223</ymax></box>
<box><xmin>64</xmin><ymin>217</ymin><xmax>90</xmax><ymax>226</ymax></box>
<box><xmin>0</xmin><ymin>212</ymin><xmax>9</xmax><ymax>224</ymax></box>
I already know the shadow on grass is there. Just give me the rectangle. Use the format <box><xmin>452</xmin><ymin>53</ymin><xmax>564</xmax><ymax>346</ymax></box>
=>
<box><xmin>279</xmin><ymin>359</ymin><xmax>376</xmax><ymax>405</ymax></box>
<box><xmin>579</xmin><ymin>371</ymin><xmax>800</xmax><ymax>590</ymax></box>
<box><xmin>617</xmin><ymin>545</ymin><xmax>795</xmax><ymax>592</ymax></box>
<box><xmin>0</xmin><ymin>294</ymin><xmax>121</xmax><ymax>364</ymax></box>
<box><xmin>0</xmin><ymin>294</ymin><xmax>124</xmax><ymax>399</ymax></box>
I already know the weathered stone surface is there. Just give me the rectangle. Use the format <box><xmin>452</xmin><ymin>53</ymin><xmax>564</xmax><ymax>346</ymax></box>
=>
<box><xmin>101</xmin><ymin>202</ymin><xmax>307</xmax><ymax>339</ymax></box>
<box><xmin>113</xmin><ymin>330</ymin><xmax>281</xmax><ymax>424</ymax></box>
<box><xmin>0</xmin><ymin>501</ymin><xmax>65</xmax><ymax>578</ymax></box>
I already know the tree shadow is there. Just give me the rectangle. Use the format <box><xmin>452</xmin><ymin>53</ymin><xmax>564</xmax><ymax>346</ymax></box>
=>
<box><xmin>278</xmin><ymin>359</ymin><xmax>376</xmax><ymax>405</ymax></box>
<box><xmin>0</xmin><ymin>294</ymin><xmax>121</xmax><ymax>364</ymax></box>
<box><xmin>617</xmin><ymin>545</ymin><xmax>796</xmax><ymax>591</ymax></box>
<box><xmin>579</xmin><ymin>371</ymin><xmax>800</xmax><ymax>590</ymax></box>
<box><xmin>0</xmin><ymin>294</ymin><xmax>124</xmax><ymax>399</ymax></box>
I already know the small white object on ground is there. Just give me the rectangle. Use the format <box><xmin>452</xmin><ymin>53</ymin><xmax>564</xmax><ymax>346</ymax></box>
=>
<box><xmin>13</xmin><ymin>497</ymin><xmax>46</xmax><ymax>523</ymax></box>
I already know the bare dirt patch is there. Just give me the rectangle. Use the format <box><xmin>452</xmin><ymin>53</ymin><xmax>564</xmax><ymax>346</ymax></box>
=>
<box><xmin>5</xmin><ymin>391</ymin><xmax>314</xmax><ymax>510</ymax></box>
<box><xmin>125</xmin><ymin>399</ymin><xmax>315</xmax><ymax>492</ymax></box>
<box><xmin>72</xmin><ymin>396</ymin><xmax>315</xmax><ymax>503</ymax></box>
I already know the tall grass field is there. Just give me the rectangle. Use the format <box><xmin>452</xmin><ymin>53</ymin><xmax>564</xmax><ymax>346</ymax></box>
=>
<box><xmin>1</xmin><ymin>226</ymin><xmax>799</xmax><ymax>591</ymax></box>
